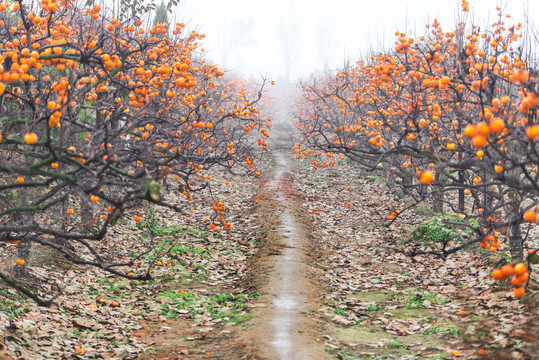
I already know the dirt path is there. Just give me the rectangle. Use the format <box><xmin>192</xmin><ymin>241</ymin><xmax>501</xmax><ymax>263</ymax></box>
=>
<box><xmin>252</xmin><ymin>150</ymin><xmax>328</xmax><ymax>360</ymax></box>
<box><xmin>121</xmin><ymin>146</ymin><xmax>332</xmax><ymax>360</ymax></box>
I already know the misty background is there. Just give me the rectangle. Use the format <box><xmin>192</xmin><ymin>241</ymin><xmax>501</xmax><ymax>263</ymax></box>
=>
<box><xmin>160</xmin><ymin>0</ymin><xmax>537</xmax><ymax>126</ymax></box>
<box><xmin>172</xmin><ymin>0</ymin><xmax>537</xmax><ymax>82</ymax></box>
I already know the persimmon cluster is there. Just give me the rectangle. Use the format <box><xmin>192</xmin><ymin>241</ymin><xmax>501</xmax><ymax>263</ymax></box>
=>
<box><xmin>492</xmin><ymin>262</ymin><xmax>530</xmax><ymax>298</ymax></box>
<box><xmin>293</xmin><ymin>3</ymin><xmax>538</xmax><ymax>263</ymax></box>
<box><xmin>523</xmin><ymin>204</ymin><xmax>539</xmax><ymax>224</ymax></box>
<box><xmin>211</xmin><ymin>200</ymin><xmax>231</xmax><ymax>231</ymax></box>
<box><xmin>0</xmin><ymin>0</ymin><xmax>270</xmax><ymax>278</ymax></box>
<box><xmin>479</xmin><ymin>233</ymin><xmax>501</xmax><ymax>252</ymax></box>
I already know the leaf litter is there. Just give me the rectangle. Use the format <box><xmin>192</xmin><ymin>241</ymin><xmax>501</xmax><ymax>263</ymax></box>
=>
<box><xmin>288</xmin><ymin>156</ymin><xmax>539</xmax><ymax>359</ymax></box>
<box><xmin>1</xmin><ymin>149</ymin><xmax>538</xmax><ymax>359</ymax></box>
<box><xmin>0</xmin><ymin>164</ymin><xmax>266</xmax><ymax>359</ymax></box>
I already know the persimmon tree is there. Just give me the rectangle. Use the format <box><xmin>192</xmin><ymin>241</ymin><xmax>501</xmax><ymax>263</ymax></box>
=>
<box><xmin>293</xmin><ymin>3</ymin><xmax>538</xmax><ymax>296</ymax></box>
<box><xmin>0</xmin><ymin>0</ymin><xmax>270</xmax><ymax>290</ymax></box>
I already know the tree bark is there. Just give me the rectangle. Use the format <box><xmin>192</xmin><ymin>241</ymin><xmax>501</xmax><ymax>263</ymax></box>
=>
<box><xmin>433</xmin><ymin>190</ymin><xmax>444</xmax><ymax>213</ymax></box>
<box><xmin>432</xmin><ymin>172</ymin><xmax>444</xmax><ymax>213</ymax></box>
<box><xmin>79</xmin><ymin>192</ymin><xmax>95</xmax><ymax>233</ymax></box>
<box><xmin>505</xmin><ymin>192</ymin><xmax>523</xmax><ymax>262</ymax></box>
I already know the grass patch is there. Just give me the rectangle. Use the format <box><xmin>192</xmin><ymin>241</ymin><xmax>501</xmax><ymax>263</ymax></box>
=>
<box><xmin>0</xmin><ymin>289</ymin><xmax>27</xmax><ymax>320</ymax></box>
<box><xmin>422</xmin><ymin>325</ymin><xmax>458</xmax><ymax>336</ymax></box>
<box><xmin>407</xmin><ymin>214</ymin><xmax>480</xmax><ymax>247</ymax></box>
<box><xmin>157</xmin><ymin>291</ymin><xmax>250</xmax><ymax>320</ymax></box>
<box><xmin>333</xmin><ymin>308</ymin><xmax>351</xmax><ymax>317</ymax></box>
<box><xmin>391</xmin><ymin>338</ymin><xmax>406</xmax><ymax>349</ymax></box>
<box><xmin>391</xmin><ymin>290</ymin><xmax>449</xmax><ymax>309</ymax></box>
<box><xmin>0</xmin><ymin>299</ymin><xmax>21</xmax><ymax>320</ymax></box>
<box><xmin>226</xmin><ymin>312</ymin><xmax>253</xmax><ymax>324</ymax></box>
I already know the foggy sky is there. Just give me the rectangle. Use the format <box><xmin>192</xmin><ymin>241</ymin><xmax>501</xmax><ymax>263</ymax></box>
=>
<box><xmin>172</xmin><ymin>0</ymin><xmax>537</xmax><ymax>81</ymax></box>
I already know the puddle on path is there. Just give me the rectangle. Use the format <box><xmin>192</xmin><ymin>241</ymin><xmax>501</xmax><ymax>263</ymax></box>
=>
<box><xmin>259</xmin><ymin>151</ymin><xmax>324</xmax><ymax>360</ymax></box>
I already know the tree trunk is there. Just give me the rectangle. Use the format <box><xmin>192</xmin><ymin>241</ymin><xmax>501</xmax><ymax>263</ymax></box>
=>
<box><xmin>432</xmin><ymin>172</ymin><xmax>444</xmax><ymax>213</ymax></box>
<box><xmin>79</xmin><ymin>193</ymin><xmax>95</xmax><ymax>233</ymax></box>
<box><xmin>433</xmin><ymin>190</ymin><xmax>444</xmax><ymax>213</ymax></box>
<box><xmin>505</xmin><ymin>192</ymin><xmax>523</xmax><ymax>262</ymax></box>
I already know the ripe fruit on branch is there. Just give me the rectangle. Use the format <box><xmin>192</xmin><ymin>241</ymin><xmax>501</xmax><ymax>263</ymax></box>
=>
<box><xmin>526</xmin><ymin>125</ymin><xmax>539</xmax><ymax>140</ymax></box>
<box><xmin>464</xmin><ymin>124</ymin><xmax>476</xmax><ymax>139</ymax></box>
<box><xmin>492</xmin><ymin>263</ymin><xmax>530</xmax><ymax>299</ymax></box>
<box><xmin>387</xmin><ymin>210</ymin><xmax>398</xmax><ymax>220</ymax></box>
<box><xmin>472</xmin><ymin>135</ymin><xmax>487</xmax><ymax>148</ymax></box>
<box><xmin>419</xmin><ymin>170</ymin><xmax>434</xmax><ymax>185</ymax></box>
<box><xmin>513</xmin><ymin>286</ymin><xmax>525</xmax><ymax>298</ymax></box>
<box><xmin>489</xmin><ymin>118</ymin><xmax>504</xmax><ymax>133</ymax></box>
<box><xmin>24</xmin><ymin>132</ymin><xmax>37</xmax><ymax>144</ymax></box>
<box><xmin>514</xmin><ymin>263</ymin><xmax>526</xmax><ymax>276</ymax></box>
<box><xmin>500</xmin><ymin>264</ymin><xmax>514</xmax><ymax>278</ymax></box>
<box><xmin>492</xmin><ymin>269</ymin><xmax>503</xmax><ymax>280</ymax></box>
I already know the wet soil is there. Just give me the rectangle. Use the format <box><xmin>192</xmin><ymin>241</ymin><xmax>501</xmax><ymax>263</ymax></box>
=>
<box><xmin>250</xmin><ymin>151</ymin><xmax>329</xmax><ymax>360</ymax></box>
<box><xmin>131</xmin><ymin>148</ymin><xmax>329</xmax><ymax>359</ymax></box>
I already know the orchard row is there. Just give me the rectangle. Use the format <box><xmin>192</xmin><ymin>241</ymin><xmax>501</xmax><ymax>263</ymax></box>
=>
<box><xmin>293</xmin><ymin>4</ymin><xmax>539</xmax><ymax>296</ymax></box>
<box><xmin>0</xmin><ymin>0</ymin><xmax>271</xmax><ymax>278</ymax></box>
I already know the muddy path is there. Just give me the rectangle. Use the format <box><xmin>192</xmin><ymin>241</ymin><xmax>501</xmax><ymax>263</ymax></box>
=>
<box><xmin>129</xmin><ymin>146</ymin><xmax>330</xmax><ymax>360</ymax></box>
<box><xmin>248</xmin><ymin>150</ymin><xmax>329</xmax><ymax>360</ymax></box>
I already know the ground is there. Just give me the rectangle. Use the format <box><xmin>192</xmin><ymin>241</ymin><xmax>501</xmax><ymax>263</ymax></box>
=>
<box><xmin>0</xmin><ymin>134</ymin><xmax>538</xmax><ymax>359</ymax></box>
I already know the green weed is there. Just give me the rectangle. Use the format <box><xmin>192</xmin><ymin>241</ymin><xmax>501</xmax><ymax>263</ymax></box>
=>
<box><xmin>333</xmin><ymin>308</ymin><xmax>350</xmax><ymax>317</ymax></box>
<box><xmin>422</xmin><ymin>326</ymin><xmax>458</xmax><ymax>335</ymax></box>
<box><xmin>157</xmin><ymin>291</ymin><xmax>249</xmax><ymax>320</ymax></box>
<box><xmin>403</xmin><ymin>291</ymin><xmax>448</xmax><ymax>309</ymax></box>
<box><xmin>391</xmin><ymin>338</ymin><xmax>406</xmax><ymax>349</ymax></box>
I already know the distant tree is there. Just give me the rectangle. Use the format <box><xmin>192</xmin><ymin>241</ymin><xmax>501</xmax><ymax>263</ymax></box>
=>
<box><xmin>85</xmin><ymin>0</ymin><xmax>178</xmax><ymax>19</ymax></box>
<box><xmin>277</xmin><ymin>0</ymin><xmax>300</xmax><ymax>86</ymax></box>
<box><xmin>315</xmin><ymin>5</ymin><xmax>336</xmax><ymax>72</ymax></box>
<box><xmin>153</xmin><ymin>1</ymin><xmax>169</xmax><ymax>27</ymax></box>
<box><xmin>153</xmin><ymin>1</ymin><xmax>169</xmax><ymax>38</ymax></box>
